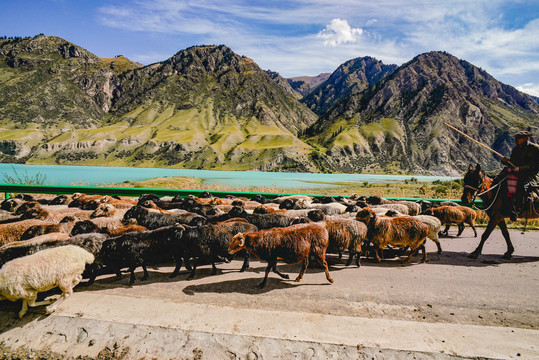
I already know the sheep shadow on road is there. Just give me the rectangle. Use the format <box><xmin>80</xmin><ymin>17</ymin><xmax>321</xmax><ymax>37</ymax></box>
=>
<box><xmin>181</xmin><ymin>275</ymin><xmax>334</xmax><ymax>296</ymax></box>
<box><xmin>358</xmin><ymin>250</ymin><xmax>539</xmax><ymax>268</ymax></box>
<box><xmin>0</xmin><ymin>303</ymin><xmax>52</xmax><ymax>335</ymax></box>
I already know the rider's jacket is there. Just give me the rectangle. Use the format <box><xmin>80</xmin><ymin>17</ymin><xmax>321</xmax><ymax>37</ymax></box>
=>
<box><xmin>503</xmin><ymin>140</ymin><xmax>539</xmax><ymax>188</ymax></box>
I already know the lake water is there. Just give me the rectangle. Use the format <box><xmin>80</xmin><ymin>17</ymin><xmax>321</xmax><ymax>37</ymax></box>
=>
<box><xmin>0</xmin><ymin>164</ymin><xmax>456</xmax><ymax>189</ymax></box>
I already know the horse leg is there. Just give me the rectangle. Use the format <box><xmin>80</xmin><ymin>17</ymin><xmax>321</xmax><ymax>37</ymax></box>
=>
<box><xmin>497</xmin><ymin>221</ymin><xmax>514</xmax><ymax>259</ymax></box>
<box><xmin>468</xmin><ymin>217</ymin><xmax>501</xmax><ymax>259</ymax></box>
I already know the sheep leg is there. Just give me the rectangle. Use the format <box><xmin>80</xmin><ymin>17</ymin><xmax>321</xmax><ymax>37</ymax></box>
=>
<box><xmin>313</xmin><ymin>252</ymin><xmax>334</xmax><ymax>284</ymax></box>
<box><xmin>82</xmin><ymin>264</ymin><xmax>98</xmax><ymax>286</ymax></box>
<box><xmin>187</xmin><ymin>259</ymin><xmax>198</xmax><ymax>280</ymax></box>
<box><xmin>28</xmin><ymin>297</ymin><xmax>55</xmax><ymax>307</ymax></box>
<box><xmin>140</xmin><ymin>265</ymin><xmax>149</xmax><ymax>281</ymax></box>
<box><xmin>295</xmin><ymin>257</ymin><xmax>308</xmax><ymax>282</ymax></box>
<box><xmin>184</xmin><ymin>258</ymin><xmax>192</xmax><ymax>271</ymax></box>
<box><xmin>240</xmin><ymin>251</ymin><xmax>250</xmax><ymax>272</ymax></box>
<box><xmin>128</xmin><ymin>265</ymin><xmax>137</xmax><ymax>285</ymax></box>
<box><xmin>457</xmin><ymin>223</ymin><xmax>464</xmax><ymax>237</ymax></box>
<box><xmin>375</xmin><ymin>248</ymin><xmax>382</xmax><ymax>262</ymax></box>
<box><xmin>170</xmin><ymin>258</ymin><xmax>183</xmax><ymax>278</ymax></box>
<box><xmin>210</xmin><ymin>259</ymin><xmax>218</xmax><ymax>275</ymax></box>
<box><xmin>338</xmin><ymin>251</ymin><xmax>343</xmax><ymax>260</ymax></box>
<box><xmin>404</xmin><ymin>245</ymin><xmax>420</xmax><ymax>264</ymax></box>
<box><xmin>112</xmin><ymin>265</ymin><xmax>123</xmax><ymax>281</ymax></box>
<box><xmin>46</xmin><ymin>293</ymin><xmax>69</xmax><ymax>314</ymax></box>
<box><xmin>443</xmin><ymin>224</ymin><xmax>450</xmax><ymax>235</ymax></box>
<box><xmin>345</xmin><ymin>252</ymin><xmax>354</xmax><ymax>266</ymax></box>
<box><xmin>420</xmin><ymin>244</ymin><xmax>428</xmax><ymax>263</ymax></box>
<box><xmin>469</xmin><ymin>221</ymin><xmax>477</xmax><ymax>237</ymax></box>
<box><xmin>19</xmin><ymin>299</ymin><xmax>28</xmax><ymax>319</ymax></box>
<box><xmin>434</xmin><ymin>239</ymin><xmax>442</xmax><ymax>254</ymax></box>
<box><xmin>258</xmin><ymin>262</ymin><xmax>273</xmax><ymax>288</ymax></box>
<box><xmin>272</xmin><ymin>266</ymin><xmax>289</xmax><ymax>280</ymax></box>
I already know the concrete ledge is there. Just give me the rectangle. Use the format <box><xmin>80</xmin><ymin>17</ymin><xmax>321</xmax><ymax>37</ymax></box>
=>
<box><xmin>1</xmin><ymin>292</ymin><xmax>536</xmax><ymax>359</ymax></box>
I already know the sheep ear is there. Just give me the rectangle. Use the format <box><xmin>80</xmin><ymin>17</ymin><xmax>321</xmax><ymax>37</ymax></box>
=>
<box><xmin>475</xmin><ymin>164</ymin><xmax>481</xmax><ymax>171</ymax></box>
<box><xmin>468</xmin><ymin>164</ymin><xmax>474</xmax><ymax>171</ymax></box>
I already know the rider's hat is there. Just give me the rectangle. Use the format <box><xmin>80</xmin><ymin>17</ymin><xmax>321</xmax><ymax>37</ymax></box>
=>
<box><xmin>514</xmin><ymin>130</ymin><xmax>531</xmax><ymax>139</ymax></box>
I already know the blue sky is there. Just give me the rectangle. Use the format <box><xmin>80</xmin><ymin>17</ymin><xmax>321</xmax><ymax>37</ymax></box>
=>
<box><xmin>2</xmin><ymin>0</ymin><xmax>539</xmax><ymax>96</ymax></box>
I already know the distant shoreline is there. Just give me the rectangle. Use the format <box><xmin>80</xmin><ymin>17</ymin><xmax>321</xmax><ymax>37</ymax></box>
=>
<box><xmin>0</xmin><ymin>163</ymin><xmax>456</xmax><ymax>189</ymax></box>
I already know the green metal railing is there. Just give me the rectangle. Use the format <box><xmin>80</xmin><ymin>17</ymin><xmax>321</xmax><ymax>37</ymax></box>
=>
<box><xmin>0</xmin><ymin>183</ymin><xmax>477</xmax><ymax>205</ymax></box>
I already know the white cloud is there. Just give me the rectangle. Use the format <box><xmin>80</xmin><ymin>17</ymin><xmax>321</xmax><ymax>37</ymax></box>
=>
<box><xmin>94</xmin><ymin>0</ymin><xmax>539</xmax><ymax>85</ymax></box>
<box><xmin>516</xmin><ymin>83</ymin><xmax>539</xmax><ymax>97</ymax></box>
<box><xmin>318</xmin><ymin>19</ymin><xmax>363</xmax><ymax>47</ymax></box>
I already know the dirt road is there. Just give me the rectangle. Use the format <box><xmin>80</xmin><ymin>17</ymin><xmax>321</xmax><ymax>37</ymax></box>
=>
<box><xmin>1</xmin><ymin>227</ymin><xmax>538</xmax><ymax>359</ymax></box>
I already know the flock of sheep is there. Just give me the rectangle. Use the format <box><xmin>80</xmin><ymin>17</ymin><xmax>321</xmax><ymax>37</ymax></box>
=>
<box><xmin>0</xmin><ymin>191</ymin><xmax>481</xmax><ymax>318</ymax></box>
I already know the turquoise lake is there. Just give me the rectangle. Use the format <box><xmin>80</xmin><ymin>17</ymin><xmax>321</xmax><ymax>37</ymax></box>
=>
<box><xmin>0</xmin><ymin>164</ymin><xmax>457</xmax><ymax>189</ymax></box>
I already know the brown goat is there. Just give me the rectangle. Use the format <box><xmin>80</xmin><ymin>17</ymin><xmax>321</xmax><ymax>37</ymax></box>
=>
<box><xmin>253</xmin><ymin>204</ymin><xmax>287</xmax><ymax>214</ymax></box>
<box><xmin>356</xmin><ymin>207</ymin><xmax>429</xmax><ymax>263</ymax></box>
<box><xmin>229</xmin><ymin>223</ymin><xmax>333</xmax><ymax>288</ymax></box>
<box><xmin>322</xmin><ymin>218</ymin><xmax>367</xmax><ymax>267</ymax></box>
<box><xmin>424</xmin><ymin>205</ymin><xmax>477</xmax><ymax>237</ymax></box>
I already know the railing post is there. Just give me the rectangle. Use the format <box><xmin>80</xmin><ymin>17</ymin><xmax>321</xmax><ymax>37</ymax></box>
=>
<box><xmin>4</xmin><ymin>192</ymin><xmax>8</xmax><ymax>200</ymax></box>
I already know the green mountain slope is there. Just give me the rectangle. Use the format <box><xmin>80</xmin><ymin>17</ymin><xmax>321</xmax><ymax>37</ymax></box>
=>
<box><xmin>0</xmin><ymin>37</ymin><xmax>318</xmax><ymax>171</ymax></box>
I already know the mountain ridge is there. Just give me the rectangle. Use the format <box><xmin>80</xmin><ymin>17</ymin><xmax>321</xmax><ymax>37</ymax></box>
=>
<box><xmin>0</xmin><ymin>35</ymin><xmax>537</xmax><ymax>175</ymax></box>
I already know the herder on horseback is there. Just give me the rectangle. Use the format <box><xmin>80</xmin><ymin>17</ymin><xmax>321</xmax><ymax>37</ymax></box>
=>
<box><xmin>500</xmin><ymin>130</ymin><xmax>539</xmax><ymax>221</ymax></box>
<box><xmin>448</xmin><ymin>123</ymin><xmax>539</xmax><ymax>259</ymax></box>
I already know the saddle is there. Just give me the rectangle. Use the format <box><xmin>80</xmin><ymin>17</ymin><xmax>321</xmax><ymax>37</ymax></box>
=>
<box><xmin>506</xmin><ymin>174</ymin><xmax>518</xmax><ymax>198</ymax></box>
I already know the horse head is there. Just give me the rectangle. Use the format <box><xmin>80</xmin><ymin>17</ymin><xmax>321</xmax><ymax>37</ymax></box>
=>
<box><xmin>461</xmin><ymin>164</ymin><xmax>486</xmax><ymax>205</ymax></box>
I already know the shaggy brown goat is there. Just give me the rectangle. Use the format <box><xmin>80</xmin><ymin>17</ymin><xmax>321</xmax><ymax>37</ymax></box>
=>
<box><xmin>229</xmin><ymin>223</ymin><xmax>333</xmax><ymax>288</ymax></box>
<box><xmin>424</xmin><ymin>205</ymin><xmax>478</xmax><ymax>237</ymax></box>
<box><xmin>356</xmin><ymin>208</ymin><xmax>429</xmax><ymax>263</ymax></box>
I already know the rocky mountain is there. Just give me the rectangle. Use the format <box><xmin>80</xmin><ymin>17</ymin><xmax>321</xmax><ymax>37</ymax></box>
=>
<box><xmin>265</xmin><ymin>70</ymin><xmax>303</xmax><ymax>100</ymax></box>
<box><xmin>0</xmin><ymin>35</ymin><xmax>537</xmax><ymax>175</ymax></box>
<box><xmin>287</xmin><ymin>73</ymin><xmax>331</xmax><ymax>97</ymax></box>
<box><xmin>305</xmin><ymin>51</ymin><xmax>539</xmax><ymax>174</ymax></box>
<box><xmin>301</xmin><ymin>57</ymin><xmax>397</xmax><ymax>116</ymax></box>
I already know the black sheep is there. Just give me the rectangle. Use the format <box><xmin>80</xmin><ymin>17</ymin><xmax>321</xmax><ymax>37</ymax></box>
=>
<box><xmin>172</xmin><ymin>220</ymin><xmax>258</xmax><ymax>279</ymax></box>
<box><xmin>123</xmin><ymin>205</ymin><xmax>205</xmax><ymax>229</ymax></box>
<box><xmin>221</xmin><ymin>206</ymin><xmax>298</xmax><ymax>229</ymax></box>
<box><xmin>96</xmin><ymin>225</ymin><xmax>185</xmax><ymax>285</ymax></box>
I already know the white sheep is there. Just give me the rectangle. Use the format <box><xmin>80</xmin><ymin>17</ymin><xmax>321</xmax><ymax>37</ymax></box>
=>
<box><xmin>0</xmin><ymin>245</ymin><xmax>94</xmax><ymax>318</ymax></box>
<box><xmin>414</xmin><ymin>215</ymin><xmax>443</xmax><ymax>254</ymax></box>
<box><xmin>368</xmin><ymin>203</ymin><xmax>410</xmax><ymax>215</ymax></box>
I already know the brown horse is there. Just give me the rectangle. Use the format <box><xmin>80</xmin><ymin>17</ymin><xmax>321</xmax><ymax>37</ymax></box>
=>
<box><xmin>461</xmin><ymin>164</ymin><xmax>539</xmax><ymax>259</ymax></box>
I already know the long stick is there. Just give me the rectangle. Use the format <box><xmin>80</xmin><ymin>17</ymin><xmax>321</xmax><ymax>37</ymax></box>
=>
<box><xmin>443</xmin><ymin>123</ymin><xmax>515</xmax><ymax>167</ymax></box>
